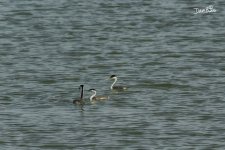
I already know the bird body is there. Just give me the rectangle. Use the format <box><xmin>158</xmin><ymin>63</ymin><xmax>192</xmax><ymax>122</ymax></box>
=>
<box><xmin>89</xmin><ymin>89</ymin><xmax>108</xmax><ymax>103</ymax></box>
<box><xmin>109</xmin><ymin>75</ymin><xmax>127</xmax><ymax>90</ymax></box>
<box><xmin>73</xmin><ymin>85</ymin><xmax>85</xmax><ymax>105</ymax></box>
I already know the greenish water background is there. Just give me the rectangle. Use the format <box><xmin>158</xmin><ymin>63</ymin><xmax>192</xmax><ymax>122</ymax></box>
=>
<box><xmin>0</xmin><ymin>0</ymin><xmax>225</xmax><ymax>149</ymax></box>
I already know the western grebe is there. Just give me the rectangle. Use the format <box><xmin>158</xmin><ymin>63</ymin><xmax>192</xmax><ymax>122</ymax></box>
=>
<box><xmin>73</xmin><ymin>85</ymin><xmax>85</xmax><ymax>105</ymax></box>
<box><xmin>89</xmin><ymin>89</ymin><xmax>108</xmax><ymax>102</ymax></box>
<box><xmin>109</xmin><ymin>75</ymin><xmax>127</xmax><ymax>90</ymax></box>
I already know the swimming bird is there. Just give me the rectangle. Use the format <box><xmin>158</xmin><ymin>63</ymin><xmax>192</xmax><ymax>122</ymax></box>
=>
<box><xmin>109</xmin><ymin>75</ymin><xmax>127</xmax><ymax>90</ymax></box>
<box><xmin>89</xmin><ymin>89</ymin><xmax>108</xmax><ymax>103</ymax></box>
<box><xmin>73</xmin><ymin>85</ymin><xmax>85</xmax><ymax>105</ymax></box>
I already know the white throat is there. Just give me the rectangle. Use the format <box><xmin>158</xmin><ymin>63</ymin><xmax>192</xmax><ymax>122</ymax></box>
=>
<box><xmin>111</xmin><ymin>77</ymin><xmax>117</xmax><ymax>89</ymax></box>
<box><xmin>90</xmin><ymin>90</ymin><xmax>97</xmax><ymax>101</ymax></box>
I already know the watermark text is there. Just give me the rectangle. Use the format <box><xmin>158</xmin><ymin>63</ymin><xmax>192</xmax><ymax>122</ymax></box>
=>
<box><xmin>193</xmin><ymin>5</ymin><xmax>216</xmax><ymax>14</ymax></box>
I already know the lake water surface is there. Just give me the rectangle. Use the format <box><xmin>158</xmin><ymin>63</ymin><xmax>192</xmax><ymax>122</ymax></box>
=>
<box><xmin>1</xmin><ymin>0</ymin><xmax>225</xmax><ymax>149</ymax></box>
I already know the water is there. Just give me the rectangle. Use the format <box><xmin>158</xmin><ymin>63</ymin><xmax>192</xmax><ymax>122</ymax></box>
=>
<box><xmin>0</xmin><ymin>0</ymin><xmax>225</xmax><ymax>149</ymax></box>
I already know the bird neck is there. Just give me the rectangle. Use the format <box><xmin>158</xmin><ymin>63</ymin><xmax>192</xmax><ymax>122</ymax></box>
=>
<box><xmin>111</xmin><ymin>77</ymin><xmax>117</xmax><ymax>89</ymax></box>
<box><xmin>90</xmin><ymin>91</ymin><xmax>97</xmax><ymax>101</ymax></box>
<box><xmin>80</xmin><ymin>86</ymin><xmax>83</xmax><ymax>99</ymax></box>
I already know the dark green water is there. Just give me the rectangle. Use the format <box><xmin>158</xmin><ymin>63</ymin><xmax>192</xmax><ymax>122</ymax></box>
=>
<box><xmin>1</xmin><ymin>0</ymin><xmax>225</xmax><ymax>149</ymax></box>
